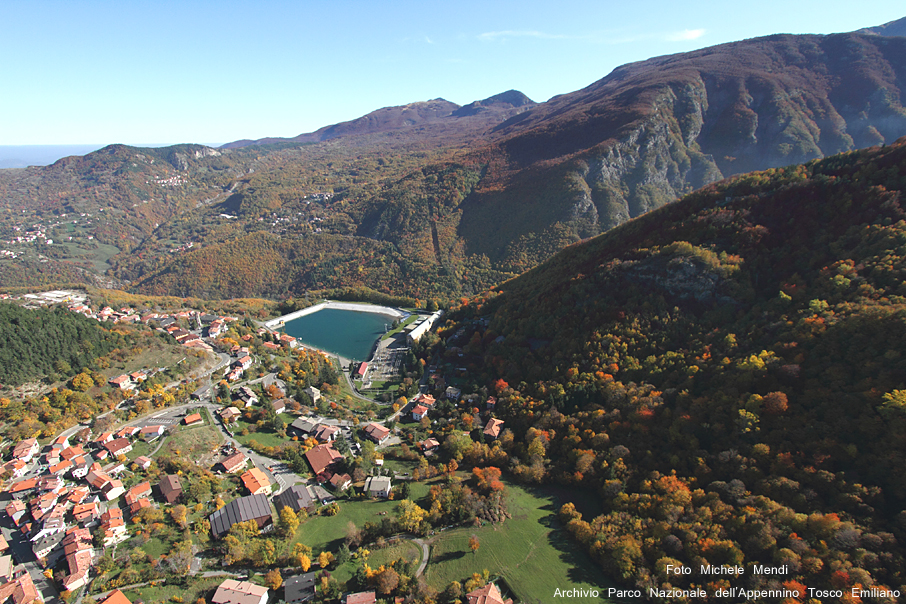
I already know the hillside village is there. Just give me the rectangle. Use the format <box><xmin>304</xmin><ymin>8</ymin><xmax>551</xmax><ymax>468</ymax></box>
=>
<box><xmin>0</xmin><ymin>291</ymin><xmax>518</xmax><ymax>604</ymax></box>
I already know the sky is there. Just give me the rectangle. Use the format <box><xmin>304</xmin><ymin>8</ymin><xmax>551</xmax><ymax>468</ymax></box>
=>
<box><xmin>1</xmin><ymin>1</ymin><xmax>904</xmax><ymax>147</ymax></box>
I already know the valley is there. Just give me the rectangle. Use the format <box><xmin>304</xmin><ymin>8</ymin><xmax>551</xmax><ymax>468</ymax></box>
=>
<box><xmin>3</xmin><ymin>14</ymin><xmax>906</xmax><ymax>604</ymax></box>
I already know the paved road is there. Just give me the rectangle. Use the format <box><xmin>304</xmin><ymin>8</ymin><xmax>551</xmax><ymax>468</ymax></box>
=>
<box><xmin>413</xmin><ymin>537</ymin><xmax>430</xmax><ymax>577</ymax></box>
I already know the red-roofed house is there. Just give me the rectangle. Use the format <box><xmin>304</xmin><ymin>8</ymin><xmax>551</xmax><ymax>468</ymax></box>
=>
<box><xmin>240</xmin><ymin>468</ymin><xmax>271</xmax><ymax>496</ymax></box>
<box><xmin>48</xmin><ymin>460</ymin><xmax>72</xmax><ymax>476</ymax></box>
<box><xmin>11</xmin><ymin>438</ymin><xmax>39</xmax><ymax>462</ymax></box>
<box><xmin>104</xmin><ymin>438</ymin><xmax>133</xmax><ymax>457</ymax></box>
<box><xmin>411</xmin><ymin>404</ymin><xmax>429</xmax><ymax>421</ymax></box>
<box><xmin>483</xmin><ymin>418</ymin><xmax>505</xmax><ymax>440</ymax></box>
<box><xmin>124</xmin><ymin>482</ymin><xmax>152</xmax><ymax>506</ymax></box>
<box><xmin>344</xmin><ymin>592</ymin><xmax>377</xmax><ymax>604</ymax></box>
<box><xmin>363</xmin><ymin>423</ymin><xmax>390</xmax><ymax>444</ymax></box>
<box><xmin>108</xmin><ymin>375</ymin><xmax>133</xmax><ymax>390</ymax></box>
<box><xmin>465</xmin><ymin>582</ymin><xmax>512</xmax><ymax>604</ymax></box>
<box><xmin>219</xmin><ymin>452</ymin><xmax>247</xmax><ymax>474</ymax></box>
<box><xmin>134</xmin><ymin>456</ymin><xmax>153</xmax><ymax>470</ymax></box>
<box><xmin>183</xmin><ymin>413</ymin><xmax>203</xmax><ymax>426</ymax></box>
<box><xmin>99</xmin><ymin>589</ymin><xmax>133</xmax><ymax>604</ymax></box>
<box><xmin>139</xmin><ymin>425</ymin><xmax>165</xmax><ymax>440</ymax></box>
<box><xmin>305</xmin><ymin>444</ymin><xmax>343</xmax><ymax>476</ymax></box>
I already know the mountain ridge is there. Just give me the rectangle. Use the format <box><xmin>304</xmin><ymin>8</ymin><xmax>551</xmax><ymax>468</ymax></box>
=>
<box><xmin>221</xmin><ymin>90</ymin><xmax>536</xmax><ymax>150</ymax></box>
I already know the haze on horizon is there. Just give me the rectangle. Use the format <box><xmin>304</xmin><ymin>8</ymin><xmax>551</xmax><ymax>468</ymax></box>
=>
<box><xmin>1</xmin><ymin>0</ymin><xmax>903</xmax><ymax>147</ymax></box>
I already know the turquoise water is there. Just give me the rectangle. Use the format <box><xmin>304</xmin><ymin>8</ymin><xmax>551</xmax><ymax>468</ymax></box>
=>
<box><xmin>282</xmin><ymin>308</ymin><xmax>394</xmax><ymax>361</ymax></box>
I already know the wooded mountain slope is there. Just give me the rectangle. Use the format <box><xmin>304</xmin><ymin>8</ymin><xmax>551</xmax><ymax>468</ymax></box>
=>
<box><xmin>429</xmin><ymin>139</ymin><xmax>906</xmax><ymax>597</ymax></box>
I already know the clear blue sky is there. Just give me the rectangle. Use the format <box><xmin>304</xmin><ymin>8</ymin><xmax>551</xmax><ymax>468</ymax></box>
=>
<box><xmin>1</xmin><ymin>1</ymin><xmax>903</xmax><ymax>146</ymax></box>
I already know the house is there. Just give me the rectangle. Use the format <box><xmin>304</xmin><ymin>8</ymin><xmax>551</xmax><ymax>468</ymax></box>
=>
<box><xmin>0</xmin><ymin>555</ymin><xmax>11</xmax><ymax>583</ymax></box>
<box><xmin>364</xmin><ymin>476</ymin><xmax>392</xmax><ymax>499</ymax></box>
<box><xmin>279</xmin><ymin>333</ymin><xmax>298</xmax><ymax>349</ymax></box>
<box><xmin>274</xmin><ymin>485</ymin><xmax>315</xmax><ymax>514</ymax></box>
<box><xmin>284</xmin><ymin>572</ymin><xmax>318</xmax><ymax>603</ymax></box>
<box><xmin>129</xmin><ymin>370</ymin><xmax>147</xmax><ymax>382</ymax></box>
<box><xmin>219</xmin><ymin>452</ymin><xmax>248</xmax><ymax>474</ymax></box>
<box><xmin>108</xmin><ymin>375</ymin><xmax>133</xmax><ymax>390</ymax></box>
<box><xmin>356</xmin><ymin>362</ymin><xmax>368</xmax><ymax>378</ymax></box>
<box><xmin>209</xmin><ymin>494</ymin><xmax>273</xmax><ymax>539</ymax></box>
<box><xmin>98</xmin><ymin>589</ymin><xmax>133</xmax><ymax>604</ymax></box>
<box><xmin>314</xmin><ymin>424</ymin><xmax>339</xmax><ymax>442</ymax></box>
<box><xmin>128</xmin><ymin>498</ymin><xmax>152</xmax><ymax>518</ymax></box>
<box><xmin>10</xmin><ymin>479</ymin><xmax>38</xmax><ymax>499</ymax></box>
<box><xmin>483</xmin><ymin>418</ymin><xmax>505</xmax><ymax>440</ymax></box>
<box><xmin>219</xmin><ymin>406</ymin><xmax>242</xmax><ymax>422</ymax></box>
<box><xmin>263</xmin><ymin>341</ymin><xmax>281</xmax><ymax>351</ymax></box>
<box><xmin>236</xmin><ymin>355</ymin><xmax>253</xmax><ymax>371</ymax></box>
<box><xmin>104</xmin><ymin>438</ymin><xmax>133</xmax><ymax>457</ymax></box>
<box><xmin>271</xmin><ymin>398</ymin><xmax>288</xmax><ymax>415</ymax></box>
<box><xmin>124</xmin><ymin>482</ymin><xmax>152</xmax><ymax>506</ymax></box>
<box><xmin>363</xmin><ymin>422</ymin><xmax>391</xmax><ymax>445</ymax></box>
<box><xmin>465</xmin><ymin>582</ymin><xmax>513</xmax><ymax>604</ymax></box>
<box><xmin>419</xmin><ymin>439</ymin><xmax>440</xmax><ymax>454</ymax></box>
<box><xmin>71</xmin><ymin>456</ymin><xmax>93</xmax><ymax>478</ymax></box>
<box><xmin>139</xmin><ymin>425</ymin><xmax>166</xmax><ymax>441</ymax></box>
<box><xmin>100</xmin><ymin>479</ymin><xmax>125</xmax><ymax>501</ymax></box>
<box><xmin>304</xmin><ymin>386</ymin><xmax>321</xmax><ymax>403</ymax></box>
<box><xmin>94</xmin><ymin>431</ymin><xmax>114</xmax><ymax>446</ymax></box>
<box><xmin>412</xmin><ymin>393</ymin><xmax>436</xmax><ymax>408</ymax></box>
<box><xmin>0</xmin><ymin>568</ymin><xmax>41</xmax><ymax>604</ymax></box>
<box><xmin>486</xmin><ymin>396</ymin><xmax>497</xmax><ymax>410</ymax></box>
<box><xmin>290</xmin><ymin>417</ymin><xmax>321</xmax><ymax>438</ymax></box>
<box><xmin>237</xmin><ymin>386</ymin><xmax>258</xmax><ymax>407</ymax></box>
<box><xmin>100</xmin><ymin>507</ymin><xmax>128</xmax><ymax>546</ymax></box>
<box><xmin>61</xmin><ymin>528</ymin><xmax>93</xmax><ymax>592</ymax></box>
<box><xmin>344</xmin><ymin>592</ymin><xmax>377</xmax><ymax>604</ymax></box>
<box><xmin>445</xmin><ymin>386</ymin><xmax>462</xmax><ymax>401</ymax></box>
<box><xmin>134</xmin><ymin>456</ymin><xmax>153</xmax><ymax>470</ymax></box>
<box><xmin>329</xmin><ymin>473</ymin><xmax>351</xmax><ymax>491</ymax></box>
<box><xmin>411</xmin><ymin>404</ymin><xmax>429</xmax><ymax>421</ymax></box>
<box><xmin>11</xmin><ymin>438</ymin><xmax>39</xmax><ymax>462</ymax></box>
<box><xmin>32</xmin><ymin>531</ymin><xmax>64</xmax><ymax>565</ymax></box>
<box><xmin>2</xmin><ymin>460</ymin><xmax>27</xmax><ymax>478</ymax></box>
<box><xmin>305</xmin><ymin>444</ymin><xmax>343</xmax><ymax>476</ymax></box>
<box><xmin>184</xmin><ymin>412</ymin><xmax>203</xmax><ymax>426</ymax></box>
<box><xmin>227</xmin><ymin>367</ymin><xmax>244</xmax><ymax>382</ymax></box>
<box><xmin>5</xmin><ymin>501</ymin><xmax>28</xmax><ymax>525</ymax></box>
<box><xmin>60</xmin><ymin>445</ymin><xmax>86</xmax><ymax>461</ymax></box>
<box><xmin>240</xmin><ymin>468</ymin><xmax>272</xmax><ymax>496</ymax></box>
<box><xmin>158</xmin><ymin>475</ymin><xmax>183</xmax><ymax>503</ymax></box>
<box><xmin>212</xmin><ymin>579</ymin><xmax>269</xmax><ymax>604</ymax></box>
<box><xmin>48</xmin><ymin>460</ymin><xmax>72</xmax><ymax>476</ymax></box>
<box><xmin>66</xmin><ymin>486</ymin><xmax>90</xmax><ymax>505</ymax></box>
<box><xmin>71</xmin><ymin>502</ymin><xmax>99</xmax><ymax>525</ymax></box>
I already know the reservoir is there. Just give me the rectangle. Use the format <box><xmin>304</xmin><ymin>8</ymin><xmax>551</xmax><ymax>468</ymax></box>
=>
<box><xmin>281</xmin><ymin>307</ymin><xmax>396</xmax><ymax>362</ymax></box>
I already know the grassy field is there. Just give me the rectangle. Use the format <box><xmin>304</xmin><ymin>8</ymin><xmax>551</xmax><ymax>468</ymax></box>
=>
<box><xmin>286</xmin><ymin>480</ymin><xmax>433</xmax><ymax>556</ymax></box>
<box><xmin>121</xmin><ymin>575</ymin><xmax>225</xmax><ymax>604</ymax></box>
<box><xmin>381</xmin><ymin>315</ymin><xmax>419</xmax><ymax>340</ymax></box>
<box><xmin>233</xmin><ymin>421</ymin><xmax>286</xmax><ymax>448</ymax></box>
<box><xmin>423</xmin><ymin>482</ymin><xmax>615</xmax><ymax>604</ymax></box>
<box><xmin>159</xmin><ymin>422</ymin><xmax>224</xmax><ymax>463</ymax></box>
<box><xmin>368</xmin><ymin>539</ymin><xmax>421</xmax><ymax>568</ymax></box>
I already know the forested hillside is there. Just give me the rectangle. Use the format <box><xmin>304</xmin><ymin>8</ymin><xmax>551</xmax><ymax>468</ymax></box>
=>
<box><xmin>421</xmin><ymin>139</ymin><xmax>906</xmax><ymax>598</ymax></box>
<box><xmin>0</xmin><ymin>303</ymin><xmax>125</xmax><ymax>386</ymax></box>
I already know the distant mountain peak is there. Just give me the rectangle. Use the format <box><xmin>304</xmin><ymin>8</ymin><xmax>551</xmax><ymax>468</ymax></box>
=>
<box><xmin>856</xmin><ymin>15</ymin><xmax>906</xmax><ymax>37</ymax></box>
<box><xmin>452</xmin><ymin>90</ymin><xmax>535</xmax><ymax>117</ymax></box>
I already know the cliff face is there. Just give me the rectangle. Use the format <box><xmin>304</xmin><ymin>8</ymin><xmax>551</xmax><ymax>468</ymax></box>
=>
<box><xmin>458</xmin><ymin>33</ymin><xmax>906</xmax><ymax>267</ymax></box>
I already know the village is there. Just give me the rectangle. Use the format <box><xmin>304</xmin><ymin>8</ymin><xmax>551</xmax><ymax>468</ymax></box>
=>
<box><xmin>0</xmin><ymin>292</ymin><xmax>515</xmax><ymax>604</ymax></box>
